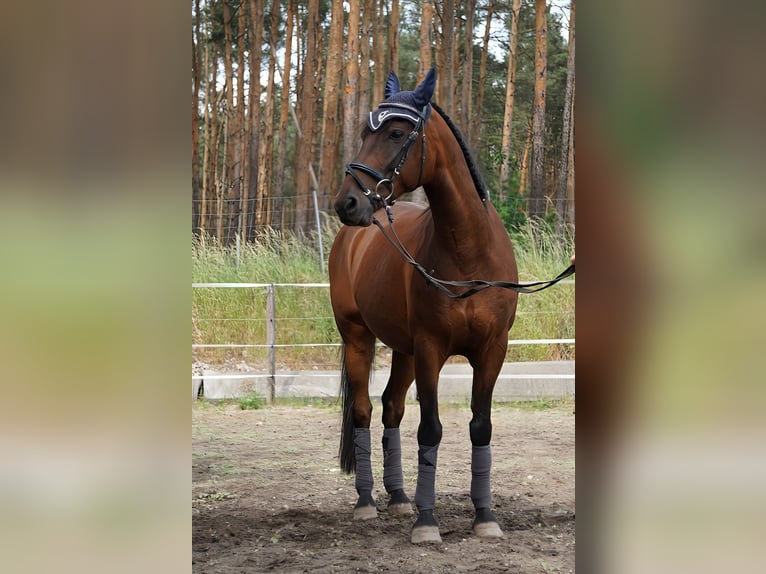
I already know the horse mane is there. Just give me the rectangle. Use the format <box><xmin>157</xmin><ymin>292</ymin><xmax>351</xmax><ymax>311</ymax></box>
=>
<box><xmin>430</xmin><ymin>102</ymin><xmax>489</xmax><ymax>202</ymax></box>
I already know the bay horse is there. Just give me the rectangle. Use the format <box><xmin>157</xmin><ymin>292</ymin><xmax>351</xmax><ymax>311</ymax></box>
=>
<box><xmin>329</xmin><ymin>68</ymin><xmax>518</xmax><ymax>544</ymax></box>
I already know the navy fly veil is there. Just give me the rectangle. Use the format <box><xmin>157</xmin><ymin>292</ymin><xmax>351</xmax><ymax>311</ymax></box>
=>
<box><xmin>366</xmin><ymin>70</ymin><xmax>435</xmax><ymax>132</ymax></box>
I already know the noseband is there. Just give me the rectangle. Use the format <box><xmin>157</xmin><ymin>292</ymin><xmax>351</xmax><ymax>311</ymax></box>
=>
<box><xmin>345</xmin><ymin>105</ymin><xmax>427</xmax><ymax>209</ymax></box>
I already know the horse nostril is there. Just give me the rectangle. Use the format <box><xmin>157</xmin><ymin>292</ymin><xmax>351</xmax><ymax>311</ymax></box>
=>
<box><xmin>336</xmin><ymin>195</ymin><xmax>357</xmax><ymax>218</ymax></box>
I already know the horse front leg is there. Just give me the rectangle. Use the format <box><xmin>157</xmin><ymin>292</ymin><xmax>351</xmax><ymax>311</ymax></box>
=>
<box><xmin>380</xmin><ymin>351</ymin><xmax>415</xmax><ymax>515</ymax></box>
<box><xmin>410</xmin><ymin>347</ymin><xmax>446</xmax><ymax>544</ymax></box>
<box><xmin>468</xmin><ymin>348</ymin><xmax>506</xmax><ymax>538</ymax></box>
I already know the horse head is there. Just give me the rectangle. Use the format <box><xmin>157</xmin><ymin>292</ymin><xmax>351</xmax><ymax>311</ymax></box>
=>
<box><xmin>334</xmin><ymin>68</ymin><xmax>436</xmax><ymax>226</ymax></box>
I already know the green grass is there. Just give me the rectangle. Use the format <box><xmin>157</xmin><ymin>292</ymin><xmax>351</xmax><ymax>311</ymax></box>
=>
<box><xmin>192</xmin><ymin>220</ymin><xmax>574</xmax><ymax>369</ymax></box>
<box><xmin>238</xmin><ymin>393</ymin><xmax>265</xmax><ymax>410</ymax></box>
<box><xmin>271</xmin><ymin>396</ymin><xmax>341</xmax><ymax>409</ymax></box>
<box><xmin>432</xmin><ymin>396</ymin><xmax>574</xmax><ymax>411</ymax></box>
<box><xmin>506</xmin><ymin>219</ymin><xmax>575</xmax><ymax>362</ymax></box>
<box><xmin>505</xmin><ymin>397</ymin><xmax>575</xmax><ymax>411</ymax></box>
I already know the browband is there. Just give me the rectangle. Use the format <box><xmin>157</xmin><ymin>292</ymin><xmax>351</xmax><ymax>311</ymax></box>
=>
<box><xmin>368</xmin><ymin>102</ymin><xmax>432</xmax><ymax>132</ymax></box>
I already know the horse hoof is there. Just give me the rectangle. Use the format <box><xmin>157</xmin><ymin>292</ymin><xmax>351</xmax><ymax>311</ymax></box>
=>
<box><xmin>387</xmin><ymin>489</ymin><xmax>413</xmax><ymax>515</ymax></box>
<box><xmin>411</xmin><ymin>525</ymin><xmax>442</xmax><ymax>544</ymax></box>
<box><xmin>473</xmin><ymin>521</ymin><xmax>504</xmax><ymax>538</ymax></box>
<box><xmin>353</xmin><ymin>505</ymin><xmax>378</xmax><ymax>520</ymax></box>
<box><xmin>388</xmin><ymin>502</ymin><xmax>414</xmax><ymax>515</ymax></box>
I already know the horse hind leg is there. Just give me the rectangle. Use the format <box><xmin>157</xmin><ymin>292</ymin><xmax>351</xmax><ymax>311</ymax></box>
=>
<box><xmin>381</xmin><ymin>351</ymin><xmax>415</xmax><ymax>515</ymax></box>
<box><xmin>338</xmin><ymin>334</ymin><xmax>378</xmax><ymax>521</ymax></box>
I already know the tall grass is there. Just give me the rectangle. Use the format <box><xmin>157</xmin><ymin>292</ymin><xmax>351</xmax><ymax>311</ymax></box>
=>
<box><xmin>506</xmin><ymin>219</ymin><xmax>575</xmax><ymax>361</ymax></box>
<box><xmin>192</xmin><ymin>220</ymin><xmax>574</xmax><ymax>369</ymax></box>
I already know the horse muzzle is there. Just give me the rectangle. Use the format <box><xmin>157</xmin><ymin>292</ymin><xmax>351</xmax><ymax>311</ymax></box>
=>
<box><xmin>334</xmin><ymin>189</ymin><xmax>374</xmax><ymax>227</ymax></box>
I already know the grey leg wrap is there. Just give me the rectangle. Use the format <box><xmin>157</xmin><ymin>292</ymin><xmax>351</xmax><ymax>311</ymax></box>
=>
<box><xmin>354</xmin><ymin>428</ymin><xmax>374</xmax><ymax>494</ymax></box>
<box><xmin>382</xmin><ymin>428</ymin><xmax>404</xmax><ymax>493</ymax></box>
<box><xmin>414</xmin><ymin>443</ymin><xmax>440</xmax><ymax>511</ymax></box>
<box><xmin>470</xmin><ymin>445</ymin><xmax>492</xmax><ymax>509</ymax></box>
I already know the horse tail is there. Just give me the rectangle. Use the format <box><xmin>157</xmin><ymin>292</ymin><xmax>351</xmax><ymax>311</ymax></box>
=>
<box><xmin>338</xmin><ymin>343</ymin><xmax>357</xmax><ymax>474</ymax></box>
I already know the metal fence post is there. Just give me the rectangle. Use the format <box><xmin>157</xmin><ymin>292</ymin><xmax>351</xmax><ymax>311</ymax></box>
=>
<box><xmin>266</xmin><ymin>283</ymin><xmax>276</xmax><ymax>402</ymax></box>
<box><xmin>312</xmin><ymin>189</ymin><xmax>325</xmax><ymax>274</ymax></box>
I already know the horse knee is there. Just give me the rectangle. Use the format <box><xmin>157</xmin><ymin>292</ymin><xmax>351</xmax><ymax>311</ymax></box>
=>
<box><xmin>353</xmin><ymin>400</ymin><xmax>373</xmax><ymax>428</ymax></box>
<box><xmin>417</xmin><ymin>416</ymin><xmax>442</xmax><ymax>447</ymax></box>
<box><xmin>469</xmin><ymin>414</ymin><xmax>492</xmax><ymax>446</ymax></box>
<box><xmin>381</xmin><ymin>392</ymin><xmax>405</xmax><ymax>428</ymax></box>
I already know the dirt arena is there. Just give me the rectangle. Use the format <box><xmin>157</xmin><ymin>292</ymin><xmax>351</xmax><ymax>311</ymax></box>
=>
<box><xmin>193</xmin><ymin>401</ymin><xmax>574</xmax><ymax>573</ymax></box>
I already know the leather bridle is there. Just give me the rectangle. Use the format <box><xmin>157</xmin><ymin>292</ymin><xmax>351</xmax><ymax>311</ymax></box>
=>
<box><xmin>344</xmin><ymin>104</ymin><xmax>428</xmax><ymax>209</ymax></box>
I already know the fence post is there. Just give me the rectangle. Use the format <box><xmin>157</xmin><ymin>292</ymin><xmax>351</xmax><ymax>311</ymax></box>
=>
<box><xmin>266</xmin><ymin>283</ymin><xmax>276</xmax><ymax>402</ymax></box>
<box><xmin>312</xmin><ymin>189</ymin><xmax>325</xmax><ymax>274</ymax></box>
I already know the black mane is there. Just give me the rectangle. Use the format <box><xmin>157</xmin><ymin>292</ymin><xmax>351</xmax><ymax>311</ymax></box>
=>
<box><xmin>430</xmin><ymin>102</ymin><xmax>489</xmax><ymax>202</ymax></box>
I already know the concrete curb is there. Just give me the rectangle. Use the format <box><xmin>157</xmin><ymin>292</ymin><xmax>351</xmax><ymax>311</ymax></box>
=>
<box><xmin>193</xmin><ymin>361</ymin><xmax>574</xmax><ymax>402</ymax></box>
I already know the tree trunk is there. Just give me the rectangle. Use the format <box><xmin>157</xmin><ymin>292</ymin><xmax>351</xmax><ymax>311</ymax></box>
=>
<box><xmin>343</xmin><ymin>0</ymin><xmax>361</xmax><ymax>166</ymax></box>
<box><xmin>192</xmin><ymin>0</ymin><xmax>202</xmax><ymax>235</ymax></box>
<box><xmin>529</xmin><ymin>0</ymin><xmax>547</xmax><ymax>221</ymax></box>
<box><xmin>566</xmin><ymin>87</ymin><xmax>575</xmax><ymax>235</ymax></box>
<box><xmin>247</xmin><ymin>0</ymin><xmax>264</xmax><ymax>239</ymax></box>
<box><xmin>318</xmin><ymin>0</ymin><xmax>344</xmax><ymax>212</ymax></box>
<box><xmin>222</xmin><ymin>0</ymin><xmax>238</xmax><ymax>244</ymax></box>
<box><xmin>555</xmin><ymin>0</ymin><xmax>575</xmax><ymax>238</ymax></box>
<box><xmin>459</xmin><ymin>0</ymin><xmax>475</xmax><ymax>134</ymax></box>
<box><xmin>437</xmin><ymin>0</ymin><xmax>455</xmax><ymax>113</ymax></box>
<box><xmin>236</xmin><ymin>0</ymin><xmax>248</xmax><ymax>241</ymax></box>
<box><xmin>359</xmin><ymin>0</ymin><xmax>374</xmax><ymax>124</ymax></box>
<box><xmin>473</xmin><ymin>0</ymin><xmax>495</xmax><ymax>150</ymax></box>
<box><xmin>293</xmin><ymin>0</ymin><xmax>320</xmax><ymax>233</ymax></box>
<box><xmin>409</xmin><ymin>0</ymin><xmax>433</xmax><ymax>207</ymax></box>
<box><xmin>272</xmin><ymin>0</ymin><xmax>294</xmax><ymax>229</ymax></box>
<box><xmin>206</xmin><ymin>7</ymin><xmax>221</xmax><ymax>239</ymax></box>
<box><xmin>200</xmin><ymin>24</ymin><xmax>212</xmax><ymax>237</ymax></box>
<box><xmin>257</xmin><ymin>1</ymin><xmax>278</xmax><ymax>229</ymax></box>
<box><xmin>519</xmin><ymin>118</ymin><xmax>532</xmax><ymax>196</ymax></box>
<box><xmin>387</xmin><ymin>0</ymin><xmax>399</xmax><ymax>74</ymax></box>
<box><xmin>498</xmin><ymin>0</ymin><xmax>521</xmax><ymax>201</ymax></box>
<box><xmin>217</xmin><ymin>112</ymin><xmax>228</xmax><ymax>242</ymax></box>
<box><xmin>372</xmin><ymin>0</ymin><xmax>385</xmax><ymax>105</ymax></box>
<box><xmin>418</xmin><ymin>1</ymin><xmax>433</xmax><ymax>82</ymax></box>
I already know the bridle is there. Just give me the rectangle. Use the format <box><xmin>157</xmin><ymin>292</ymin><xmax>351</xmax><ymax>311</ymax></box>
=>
<box><xmin>344</xmin><ymin>103</ymin><xmax>428</xmax><ymax>210</ymax></box>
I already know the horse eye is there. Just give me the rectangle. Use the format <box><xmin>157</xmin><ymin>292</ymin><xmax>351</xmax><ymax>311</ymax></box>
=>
<box><xmin>389</xmin><ymin>129</ymin><xmax>404</xmax><ymax>141</ymax></box>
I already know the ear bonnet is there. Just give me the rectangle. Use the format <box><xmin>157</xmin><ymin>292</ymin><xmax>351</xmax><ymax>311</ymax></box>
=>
<box><xmin>367</xmin><ymin>68</ymin><xmax>436</xmax><ymax>132</ymax></box>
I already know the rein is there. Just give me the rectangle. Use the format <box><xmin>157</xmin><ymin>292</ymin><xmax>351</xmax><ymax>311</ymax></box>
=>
<box><xmin>372</xmin><ymin>205</ymin><xmax>575</xmax><ymax>299</ymax></box>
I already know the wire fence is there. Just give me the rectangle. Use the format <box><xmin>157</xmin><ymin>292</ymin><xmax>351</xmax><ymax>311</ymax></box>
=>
<box><xmin>191</xmin><ymin>194</ymin><xmax>576</xmax><ymax>244</ymax></box>
<box><xmin>192</xmin><ymin>281</ymin><xmax>575</xmax><ymax>399</ymax></box>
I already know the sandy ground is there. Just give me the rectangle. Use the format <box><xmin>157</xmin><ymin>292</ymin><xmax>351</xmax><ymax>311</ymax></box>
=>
<box><xmin>193</xmin><ymin>401</ymin><xmax>574</xmax><ymax>573</ymax></box>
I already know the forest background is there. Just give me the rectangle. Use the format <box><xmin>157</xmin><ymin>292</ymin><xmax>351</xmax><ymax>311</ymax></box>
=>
<box><xmin>191</xmin><ymin>0</ymin><xmax>575</xmax><ymax>245</ymax></box>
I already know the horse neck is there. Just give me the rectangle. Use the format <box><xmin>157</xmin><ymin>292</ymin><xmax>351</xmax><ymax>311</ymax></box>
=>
<box><xmin>421</xmin><ymin>115</ymin><xmax>492</xmax><ymax>253</ymax></box>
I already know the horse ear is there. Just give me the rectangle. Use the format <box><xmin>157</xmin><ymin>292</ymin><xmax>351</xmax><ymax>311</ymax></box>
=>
<box><xmin>385</xmin><ymin>72</ymin><xmax>400</xmax><ymax>99</ymax></box>
<box><xmin>413</xmin><ymin>67</ymin><xmax>436</xmax><ymax>109</ymax></box>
